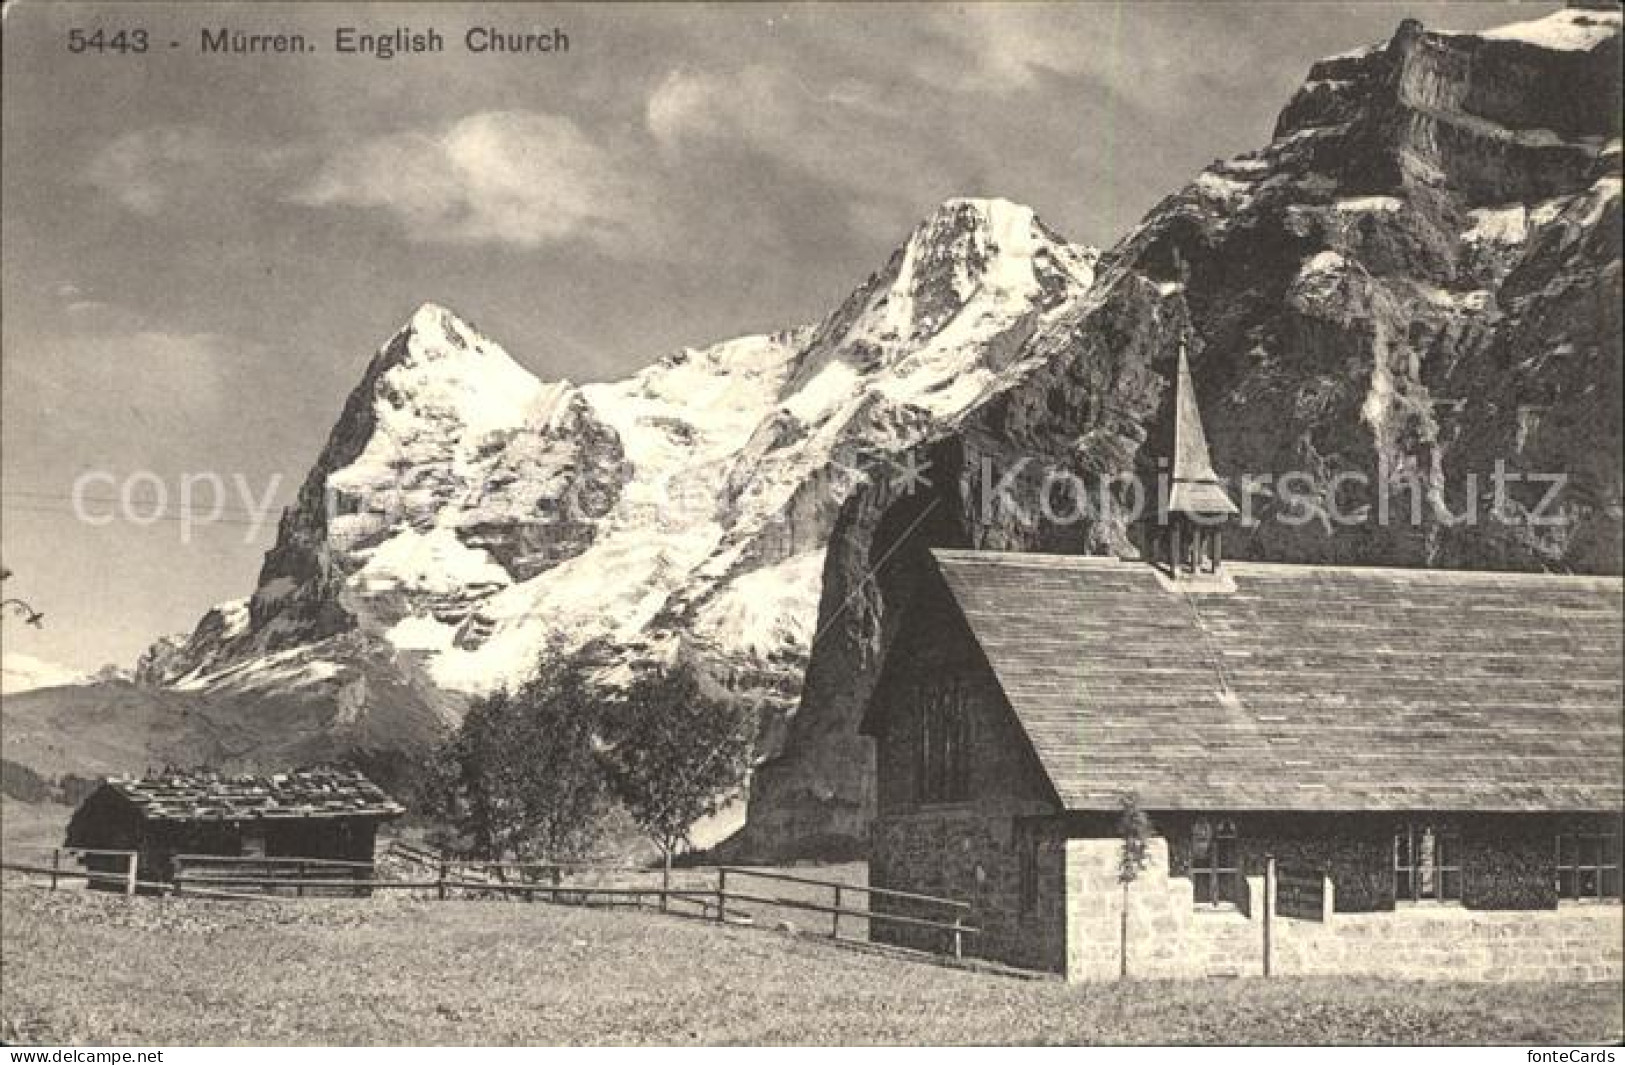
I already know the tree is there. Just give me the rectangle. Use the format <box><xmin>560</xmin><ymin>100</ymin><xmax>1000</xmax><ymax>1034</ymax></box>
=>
<box><xmin>1116</xmin><ymin>792</ymin><xmax>1153</xmax><ymax>980</ymax></box>
<box><xmin>429</xmin><ymin>644</ymin><xmax>609</xmax><ymax>863</ymax></box>
<box><xmin>597</xmin><ymin>660</ymin><xmax>754</xmax><ymax>901</ymax></box>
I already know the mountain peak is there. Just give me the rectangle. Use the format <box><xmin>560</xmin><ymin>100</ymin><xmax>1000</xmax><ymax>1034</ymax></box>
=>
<box><xmin>908</xmin><ymin>196</ymin><xmax>1040</xmax><ymax>256</ymax></box>
<box><xmin>1475</xmin><ymin>6</ymin><xmax>1620</xmax><ymax>51</ymax></box>
<box><xmin>398</xmin><ymin>301</ymin><xmax>486</xmax><ymax>354</ymax></box>
<box><xmin>409</xmin><ymin>299</ymin><xmax>455</xmax><ymax>323</ymax></box>
<box><xmin>923</xmin><ymin>195</ymin><xmax>1030</xmax><ymax>225</ymax></box>
<box><xmin>368</xmin><ymin>301</ymin><xmax>538</xmax><ymax>394</ymax></box>
<box><xmin>853</xmin><ymin>196</ymin><xmax>1096</xmax><ymax>347</ymax></box>
<box><xmin>349</xmin><ymin>302</ymin><xmax>546</xmax><ymax>450</ymax></box>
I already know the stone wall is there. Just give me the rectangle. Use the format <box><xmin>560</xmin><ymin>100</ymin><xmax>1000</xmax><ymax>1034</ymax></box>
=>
<box><xmin>1154</xmin><ymin>811</ymin><xmax>1589</xmax><ymax>913</ymax></box>
<box><xmin>1064</xmin><ymin>836</ymin><xmax>1623</xmax><ymax>983</ymax></box>
<box><xmin>866</xmin><ymin>574</ymin><xmax>1070</xmax><ymax>969</ymax></box>
<box><xmin>871</xmin><ymin>808</ymin><xmax>1066</xmax><ymax>973</ymax></box>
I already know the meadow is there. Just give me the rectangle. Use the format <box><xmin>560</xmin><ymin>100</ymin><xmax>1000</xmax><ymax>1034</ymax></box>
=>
<box><xmin>3</xmin><ymin>878</ymin><xmax>1620</xmax><ymax>1046</ymax></box>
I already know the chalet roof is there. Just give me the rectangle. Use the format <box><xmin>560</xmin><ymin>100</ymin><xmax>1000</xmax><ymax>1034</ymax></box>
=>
<box><xmin>923</xmin><ymin>549</ymin><xmax>1623</xmax><ymax>812</ymax></box>
<box><xmin>104</xmin><ymin>768</ymin><xmax>405</xmax><ymax>822</ymax></box>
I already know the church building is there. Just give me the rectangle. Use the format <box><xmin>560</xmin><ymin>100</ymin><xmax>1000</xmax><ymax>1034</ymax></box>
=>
<box><xmin>860</xmin><ymin>346</ymin><xmax>1622</xmax><ymax>981</ymax></box>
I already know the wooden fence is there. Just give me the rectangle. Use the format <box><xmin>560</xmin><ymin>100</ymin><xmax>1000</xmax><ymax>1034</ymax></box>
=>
<box><xmin>381</xmin><ymin>840</ymin><xmax>633</xmax><ymax>887</ymax></box>
<box><xmin>173</xmin><ymin>854</ymin><xmax>382</xmax><ymax>898</ymax></box>
<box><xmin>6</xmin><ymin>844</ymin><xmax>980</xmax><ymax>959</ymax></box>
<box><xmin>716</xmin><ymin>866</ymin><xmax>975</xmax><ymax>958</ymax></box>
<box><xmin>1</xmin><ymin>847</ymin><xmax>138</xmax><ymax>894</ymax></box>
<box><xmin>381</xmin><ymin>838</ymin><xmax>441</xmax><ymax>868</ymax></box>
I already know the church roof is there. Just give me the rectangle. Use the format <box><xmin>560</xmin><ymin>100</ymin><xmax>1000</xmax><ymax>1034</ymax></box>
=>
<box><xmin>922</xmin><ymin>549</ymin><xmax>1623</xmax><ymax>812</ymax></box>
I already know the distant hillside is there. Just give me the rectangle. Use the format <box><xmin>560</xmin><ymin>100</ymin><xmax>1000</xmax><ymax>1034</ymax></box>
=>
<box><xmin>1</xmin><ymin>653</ymin><xmax>87</xmax><ymax>697</ymax></box>
<box><xmin>0</xmin><ymin>663</ymin><xmax>446</xmax><ymax>795</ymax></box>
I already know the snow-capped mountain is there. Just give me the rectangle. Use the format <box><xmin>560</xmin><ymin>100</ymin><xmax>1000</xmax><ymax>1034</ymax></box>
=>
<box><xmin>111</xmin><ymin>7</ymin><xmax>1623</xmax><ymax>859</ymax></box>
<box><xmin>139</xmin><ymin>199</ymin><xmax>1098</xmax><ymax>758</ymax></box>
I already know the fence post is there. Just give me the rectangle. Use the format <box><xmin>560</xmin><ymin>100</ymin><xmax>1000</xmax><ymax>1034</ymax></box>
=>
<box><xmin>125</xmin><ymin>852</ymin><xmax>138</xmax><ymax>896</ymax></box>
<box><xmin>832</xmin><ymin>884</ymin><xmax>842</xmax><ymax>939</ymax></box>
<box><xmin>437</xmin><ymin>859</ymin><xmax>448</xmax><ymax>901</ymax></box>
<box><xmin>296</xmin><ymin>860</ymin><xmax>306</xmax><ymax>899</ymax></box>
<box><xmin>951</xmin><ymin>914</ymin><xmax>964</xmax><ymax>960</ymax></box>
<box><xmin>715</xmin><ymin>868</ymin><xmax>727</xmax><ymax>923</ymax></box>
<box><xmin>1263</xmin><ymin>854</ymin><xmax>1276</xmax><ymax>979</ymax></box>
<box><xmin>49</xmin><ymin>848</ymin><xmax>60</xmax><ymax>891</ymax></box>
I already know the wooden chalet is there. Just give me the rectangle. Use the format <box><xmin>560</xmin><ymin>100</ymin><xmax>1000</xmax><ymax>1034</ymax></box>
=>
<box><xmin>66</xmin><ymin>768</ymin><xmax>405</xmax><ymax>884</ymax></box>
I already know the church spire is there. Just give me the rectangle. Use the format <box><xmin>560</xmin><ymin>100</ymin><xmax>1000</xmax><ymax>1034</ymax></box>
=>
<box><xmin>1157</xmin><ymin>339</ymin><xmax>1235</xmax><ymax>579</ymax></box>
<box><xmin>1168</xmin><ymin>342</ymin><xmax>1238</xmax><ymax>519</ymax></box>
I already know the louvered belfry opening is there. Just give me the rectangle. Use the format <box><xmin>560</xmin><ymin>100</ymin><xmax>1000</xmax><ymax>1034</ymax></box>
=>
<box><xmin>1156</xmin><ymin>340</ymin><xmax>1237</xmax><ymax>579</ymax></box>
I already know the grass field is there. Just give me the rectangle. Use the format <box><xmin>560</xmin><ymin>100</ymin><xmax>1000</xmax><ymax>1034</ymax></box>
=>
<box><xmin>3</xmin><ymin>880</ymin><xmax>1620</xmax><ymax>1045</ymax></box>
<box><xmin>0</xmin><ymin>799</ymin><xmax>68</xmax><ymax>853</ymax></box>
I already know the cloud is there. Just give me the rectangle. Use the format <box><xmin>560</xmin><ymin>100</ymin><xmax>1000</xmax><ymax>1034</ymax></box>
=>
<box><xmin>914</xmin><ymin>6</ymin><xmax>1112</xmax><ymax>95</ymax></box>
<box><xmin>75</xmin><ymin>329</ymin><xmax>234</xmax><ymax>408</ymax></box>
<box><xmin>648</xmin><ymin>66</ymin><xmax>901</xmax><ymax>156</ymax></box>
<box><xmin>645</xmin><ymin>66</ymin><xmax>960</xmax><ymax>226</ymax></box>
<box><xmin>82</xmin><ymin>126</ymin><xmax>290</xmax><ymax>216</ymax></box>
<box><xmin>5</xmin><ymin>324</ymin><xmax>246</xmax><ymax>473</ymax></box>
<box><xmin>292</xmin><ymin>111</ymin><xmax>653</xmax><ymax>254</ymax></box>
<box><xmin>82</xmin><ymin>127</ymin><xmax>213</xmax><ymax>214</ymax></box>
<box><xmin>49</xmin><ymin>283</ymin><xmax>111</xmax><ymax>317</ymax></box>
<box><xmin>646</xmin><ymin>69</ymin><xmax>726</xmax><ymax>146</ymax></box>
<box><xmin>78</xmin><ymin>115</ymin><xmax>654</xmax><ymax>254</ymax></box>
<box><xmin>11</xmin><ymin>301</ymin><xmax>238</xmax><ymax>429</ymax></box>
<box><xmin>914</xmin><ymin>5</ymin><xmax>1257</xmax><ymax>111</ymax></box>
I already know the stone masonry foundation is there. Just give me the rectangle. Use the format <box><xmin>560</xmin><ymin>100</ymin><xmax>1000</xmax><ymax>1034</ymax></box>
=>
<box><xmin>1065</xmin><ymin>837</ymin><xmax>1623</xmax><ymax>983</ymax></box>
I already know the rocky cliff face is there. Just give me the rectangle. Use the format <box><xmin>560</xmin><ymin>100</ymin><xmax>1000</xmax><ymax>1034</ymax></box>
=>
<box><xmin>141</xmin><ymin>199</ymin><xmax>1098</xmax><ymax>784</ymax></box>
<box><xmin>739</xmin><ymin>7</ymin><xmax>1623</xmax><ymax>856</ymax></box>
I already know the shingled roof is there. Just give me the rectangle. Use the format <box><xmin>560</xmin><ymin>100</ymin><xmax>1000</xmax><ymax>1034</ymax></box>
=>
<box><xmin>105</xmin><ymin>768</ymin><xmax>405</xmax><ymax>822</ymax></box>
<box><xmin>927</xmin><ymin>549</ymin><xmax>1623</xmax><ymax>812</ymax></box>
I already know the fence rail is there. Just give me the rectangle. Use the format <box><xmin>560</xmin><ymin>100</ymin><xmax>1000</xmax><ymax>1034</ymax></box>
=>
<box><xmin>716</xmin><ymin>866</ymin><xmax>975</xmax><ymax>957</ymax></box>
<box><xmin>718</xmin><ymin>865</ymin><xmax>974</xmax><ymax>909</ymax></box>
<box><xmin>1</xmin><ymin>848</ymin><xmax>138</xmax><ymax>894</ymax></box>
<box><xmin>11</xmin><ymin>845</ymin><xmax>979</xmax><ymax>960</ymax></box>
<box><xmin>175</xmin><ymin>853</ymin><xmax>374</xmax><ymax>869</ymax></box>
<box><xmin>379</xmin><ymin>841</ymin><xmax>646</xmax><ymax>888</ymax></box>
<box><xmin>172</xmin><ymin>853</ymin><xmax>386</xmax><ymax>897</ymax></box>
<box><xmin>175</xmin><ymin>875</ymin><xmax>439</xmax><ymax>891</ymax></box>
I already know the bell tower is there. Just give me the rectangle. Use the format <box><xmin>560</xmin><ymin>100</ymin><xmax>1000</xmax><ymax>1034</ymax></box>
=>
<box><xmin>1156</xmin><ymin>340</ymin><xmax>1237</xmax><ymax>578</ymax></box>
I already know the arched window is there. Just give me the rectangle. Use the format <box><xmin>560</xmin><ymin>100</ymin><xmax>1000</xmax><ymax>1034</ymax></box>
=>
<box><xmin>915</xmin><ymin>680</ymin><xmax>969</xmax><ymax>803</ymax></box>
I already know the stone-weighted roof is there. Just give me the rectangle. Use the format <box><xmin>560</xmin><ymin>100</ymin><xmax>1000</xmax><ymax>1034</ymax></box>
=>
<box><xmin>927</xmin><ymin>549</ymin><xmax>1623</xmax><ymax>812</ymax></box>
<box><xmin>104</xmin><ymin>768</ymin><xmax>405</xmax><ymax>822</ymax></box>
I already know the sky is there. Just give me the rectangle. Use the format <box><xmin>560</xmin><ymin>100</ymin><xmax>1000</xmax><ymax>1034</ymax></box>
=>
<box><xmin>0</xmin><ymin>0</ymin><xmax>1559</xmax><ymax>672</ymax></box>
